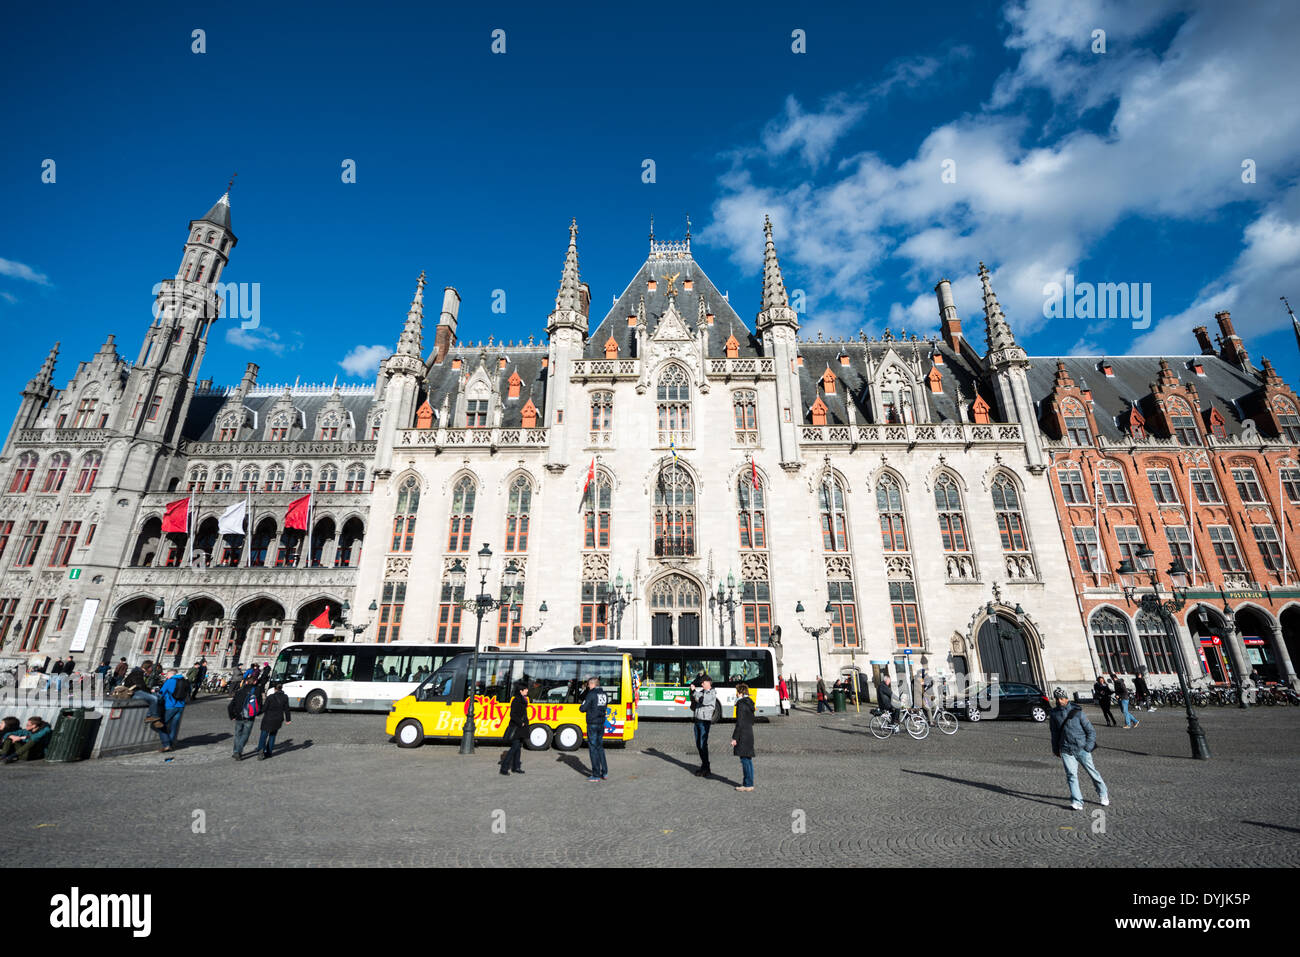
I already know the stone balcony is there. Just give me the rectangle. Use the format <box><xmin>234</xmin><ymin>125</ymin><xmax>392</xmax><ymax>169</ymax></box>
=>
<box><xmin>115</xmin><ymin>564</ymin><xmax>361</xmax><ymax>590</ymax></box>
<box><xmin>798</xmin><ymin>422</ymin><xmax>1023</xmax><ymax>446</ymax></box>
<box><xmin>179</xmin><ymin>439</ymin><xmax>377</xmax><ymax>458</ymax></box>
<box><xmin>572</xmin><ymin>359</ymin><xmax>640</xmax><ymax>379</ymax></box>
<box><xmin>395</xmin><ymin>427</ymin><xmax>549</xmax><ymax>450</ymax></box>
<box><xmin>15</xmin><ymin>428</ymin><xmax>111</xmax><ymax>446</ymax></box>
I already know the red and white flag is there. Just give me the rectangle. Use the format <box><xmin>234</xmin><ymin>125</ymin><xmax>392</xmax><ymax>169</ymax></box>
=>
<box><xmin>285</xmin><ymin>493</ymin><xmax>311</xmax><ymax>531</ymax></box>
<box><xmin>308</xmin><ymin>608</ymin><xmax>331</xmax><ymax>630</ymax></box>
<box><xmin>751</xmin><ymin>457</ymin><xmax>760</xmax><ymax>490</ymax></box>
<box><xmin>161</xmin><ymin>496</ymin><xmax>190</xmax><ymax>534</ymax></box>
<box><xmin>578</xmin><ymin>457</ymin><xmax>595</xmax><ymax>512</ymax></box>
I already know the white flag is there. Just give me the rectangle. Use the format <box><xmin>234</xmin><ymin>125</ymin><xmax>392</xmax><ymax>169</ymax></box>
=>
<box><xmin>218</xmin><ymin>499</ymin><xmax>247</xmax><ymax>536</ymax></box>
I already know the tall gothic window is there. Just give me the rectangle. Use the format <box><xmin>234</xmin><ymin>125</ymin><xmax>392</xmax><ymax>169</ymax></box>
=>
<box><xmin>504</xmin><ymin>475</ymin><xmax>531</xmax><ymax>552</ymax></box>
<box><xmin>583</xmin><ymin>470</ymin><xmax>612</xmax><ymax>550</ymax></box>
<box><xmin>291</xmin><ymin>464</ymin><xmax>313</xmax><ymax>491</ymax></box>
<box><xmin>345</xmin><ymin>463</ymin><xmax>367</xmax><ymax>492</ymax></box>
<box><xmin>446</xmin><ymin>477</ymin><xmax>475</xmax><ymax>552</ymax></box>
<box><xmin>876</xmin><ymin>474</ymin><xmax>908</xmax><ymax>551</ymax></box>
<box><xmin>589</xmin><ymin>391</ymin><xmax>613</xmax><ymax>440</ymax></box>
<box><xmin>654</xmin><ymin>465</ymin><xmax>695</xmax><ymax>557</ymax></box>
<box><xmin>737</xmin><ymin>475</ymin><xmax>766</xmax><ymax>549</ymax></box>
<box><xmin>732</xmin><ymin>390</ymin><xmax>758</xmax><ymax>443</ymax></box>
<box><xmin>263</xmin><ymin>464</ymin><xmax>285</xmax><ymax>492</ymax></box>
<box><xmin>819</xmin><ymin>476</ymin><xmax>848</xmax><ymax>551</ymax></box>
<box><xmin>317</xmin><ymin>464</ymin><xmax>338</xmax><ymax>492</ymax></box>
<box><xmin>1091</xmin><ymin>609</ymin><xmax>1135</xmax><ymax>675</ymax></box>
<box><xmin>991</xmin><ymin>474</ymin><xmax>1028</xmax><ymax>552</ymax></box>
<box><xmin>8</xmin><ymin>452</ymin><xmax>38</xmax><ymax>493</ymax></box>
<box><xmin>71</xmin><ymin>395</ymin><xmax>99</xmax><ymax>429</ymax></box>
<box><xmin>74</xmin><ymin>452</ymin><xmax>101</xmax><ymax>493</ymax></box>
<box><xmin>41</xmin><ymin>452</ymin><xmax>70</xmax><ymax>493</ymax></box>
<box><xmin>656</xmin><ymin>364</ymin><xmax>692</xmax><ymax>446</ymax></box>
<box><xmin>187</xmin><ymin>466</ymin><xmax>208</xmax><ymax>492</ymax></box>
<box><xmin>437</xmin><ymin>580</ymin><xmax>465</xmax><ymax>642</ymax></box>
<box><xmin>212</xmin><ymin>465</ymin><xmax>233</xmax><ymax>492</ymax></box>
<box><xmin>933</xmin><ymin>473</ymin><xmax>968</xmax><ymax>552</ymax></box>
<box><xmin>377</xmin><ymin>581</ymin><xmax>406</xmax><ymax>642</ymax></box>
<box><xmin>1136</xmin><ymin>611</ymin><xmax>1177</xmax><ymax>674</ymax></box>
<box><xmin>392</xmin><ymin>475</ymin><xmax>420</xmax><ymax>552</ymax></box>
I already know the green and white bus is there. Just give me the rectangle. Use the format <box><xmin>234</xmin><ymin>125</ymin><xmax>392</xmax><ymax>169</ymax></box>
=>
<box><xmin>582</xmin><ymin>643</ymin><xmax>779</xmax><ymax>718</ymax></box>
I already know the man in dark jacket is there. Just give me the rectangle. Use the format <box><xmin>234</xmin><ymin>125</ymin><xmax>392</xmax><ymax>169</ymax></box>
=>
<box><xmin>730</xmin><ymin>686</ymin><xmax>756</xmax><ymax>791</ymax></box>
<box><xmin>111</xmin><ymin>658</ymin><xmax>129</xmax><ymax>690</ymax></box>
<box><xmin>155</xmin><ymin>670</ymin><xmax>189</xmax><ymax>752</ymax></box>
<box><xmin>1112</xmin><ymin>673</ymin><xmax>1138</xmax><ymax>728</ymax></box>
<box><xmin>1049</xmin><ymin>688</ymin><xmax>1109</xmax><ymax>811</ymax></box>
<box><xmin>257</xmin><ymin>663</ymin><xmax>272</xmax><ymax>695</ymax></box>
<box><xmin>192</xmin><ymin>659</ymin><xmax>208</xmax><ymax>701</ymax></box>
<box><xmin>257</xmin><ymin>682</ymin><xmax>291</xmax><ymax>759</ymax></box>
<box><xmin>815</xmin><ymin>675</ymin><xmax>831</xmax><ymax>713</ymax></box>
<box><xmin>877</xmin><ymin>673</ymin><xmax>899</xmax><ymax>732</ymax></box>
<box><xmin>500</xmin><ymin>680</ymin><xmax>530</xmax><ymax>776</ymax></box>
<box><xmin>125</xmin><ymin>661</ymin><xmax>163</xmax><ymax>726</ymax></box>
<box><xmin>1133</xmin><ymin>671</ymin><xmax>1152</xmax><ymax>712</ymax></box>
<box><xmin>1092</xmin><ymin>676</ymin><xmax>1117</xmax><ymax>726</ymax></box>
<box><xmin>578</xmin><ymin>676</ymin><xmax>609</xmax><ymax>782</ymax></box>
<box><xmin>228</xmin><ymin>675</ymin><xmax>263</xmax><ymax>760</ymax></box>
<box><xmin>689</xmin><ymin>676</ymin><xmax>717</xmax><ymax>777</ymax></box>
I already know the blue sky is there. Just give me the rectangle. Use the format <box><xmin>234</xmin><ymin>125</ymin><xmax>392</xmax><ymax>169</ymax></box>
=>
<box><xmin>3</xmin><ymin>0</ymin><xmax>1299</xmax><ymax>417</ymax></box>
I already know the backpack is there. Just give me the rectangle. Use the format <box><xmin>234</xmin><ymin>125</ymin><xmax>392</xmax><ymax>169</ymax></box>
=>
<box><xmin>241</xmin><ymin>687</ymin><xmax>261</xmax><ymax>719</ymax></box>
<box><xmin>171</xmin><ymin>676</ymin><xmax>192</xmax><ymax>702</ymax></box>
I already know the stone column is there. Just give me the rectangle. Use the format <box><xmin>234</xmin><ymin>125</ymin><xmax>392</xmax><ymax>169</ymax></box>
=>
<box><xmin>1269</xmin><ymin>618</ymin><xmax>1297</xmax><ymax>683</ymax></box>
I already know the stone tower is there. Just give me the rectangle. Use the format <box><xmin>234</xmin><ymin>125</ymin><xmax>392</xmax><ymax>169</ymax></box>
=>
<box><xmin>754</xmin><ymin>216</ymin><xmax>802</xmax><ymax>467</ymax></box>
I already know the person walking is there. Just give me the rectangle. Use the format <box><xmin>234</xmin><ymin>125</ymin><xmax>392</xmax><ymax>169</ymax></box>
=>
<box><xmin>689</xmin><ymin>676</ymin><xmax>718</xmax><ymax>777</ymax></box>
<box><xmin>578</xmin><ymin>675</ymin><xmax>609</xmax><ymax>781</ymax></box>
<box><xmin>777</xmin><ymin>674</ymin><xmax>791</xmax><ymax>716</ymax></box>
<box><xmin>227</xmin><ymin>674</ymin><xmax>263</xmax><ymax>760</ymax></box>
<box><xmin>815</xmin><ymin>675</ymin><xmax>831</xmax><ymax>713</ymax></box>
<box><xmin>877</xmin><ymin>671</ymin><xmax>900</xmax><ymax>732</ymax></box>
<box><xmin>192</xmin><ymin>659</ymin><xmax>208</xmax><ymax>701</ymax></box>
<box><xmin>500</xmin><ymin>680</ymin><xmax>529</xmax><ymax>776</ymax></box>
<box><xmin>1133</xmin><ymin>671</ymin><xmax>1153</xmax><ymax>712</ymax></box>
<box><xmin>257</xmin><ymin>663</ymin><xmax>272</xmax><ymax>695</ymax></box>
<box><xmin>1092</xmin><ymin>676</ymin><xmax>1117</xmax><ymax>727</ymax></box>
<box><xmin>1112</xmin><ymin>672</ymin><xmax>1139</xmax><ymax>728</ymax></box>
<box><xmin>1049</xmin><ymin>687</ymin><xmax>1109</xmax><ymax>811</ymax></box>
<box><xmin>155</xmin><ymin>669</ymin><xmax>190</xmax><ymax>753</ymax></box>
<box><xmin>731</xmin><ymin>683</ymin><xmax>756</xmax><ymax>791</ymax></box>
<box><xmin>257</xmin><ymin>682</ymin><xmax>291</xmax><ymax>759</ymax></box>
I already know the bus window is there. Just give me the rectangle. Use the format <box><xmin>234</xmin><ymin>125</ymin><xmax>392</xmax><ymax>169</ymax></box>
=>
<box><xmin>683</xmin><ymin>658</ymin><xmax>716</xmax><ymax>684</ymax></box>
<box><xmin>417</xmin><ymin>656</ymin><xmax>466</xmax><ymax>702</ymax></box>
<box><xmin>351</xmin><ymin>650</ymin><xmax>376</xmax><ymax>682</ymax></box>
<box><xmin>273</xmin><ymin>649</ymin><xmax>312</xmax><ymax>682</ymax></box>
<box><xmin>375</xmin><ymin>653</ymin><xmax>410</xmax><ymax>682</ymax></box>
<box><xmin>408</xmin><ymin>654</ymin><xmax>435</xmax><ymax>684</ymax></box>
<box><xmin>726</xmin><ymin>650</ymin><xmax>773</xmax><ymax>687</ymax></box>
<box><xmin>526</xmin><ymin>658</ymin><xmax>581</xmax><ymax>703</ymax></box>
<box><xmin>583</xmin><ymin>660</ymin><xmax>623</xmax><ymax>703</ymax></box>
<box><xmin>475</xmin><ymin>657</ymin><xmax>515</xmax><ymax>702</ymax></box>
<box><xmin>313</xmin><ymin>652</ymin><xmax>355</xmax><ymax>681</ymax></box>
<box><xmin>647</xmin><ymin>656</ymin><xmax>682</xmax><ymax>686</ymax></box>
<box><xmin>725</xmin><ymin>655</ymin><xmax>761</xmax><ymax>684</ymax></box>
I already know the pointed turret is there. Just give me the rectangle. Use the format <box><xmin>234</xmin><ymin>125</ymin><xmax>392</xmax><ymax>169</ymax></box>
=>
<box><xmin>979</xmin><ymin>262</ymin><xmax>1021</xmax><ymax>357</ymax></box>
<box><xmin>396</xmin><ymin>271</ymin><xmax>426</xmax><ymax>358</ymax></box>
<box><xmin>756</xmin><ymin>216</ymin><xmax>799</xmax><ymax>334</ymax></box>
<box><xmin>198</xmin><ymin>192</ymin><xmax>232</xmax><ymax>230</ymax></box>
<box><xmin>548</xmin><ymin>219</ymin><xmax>588</xmax><ymax>340</ymax></box>
<box><xmin>25</xmin><ymin>341</ymin><xmax>59</xmax><ymax>394</ymax></box>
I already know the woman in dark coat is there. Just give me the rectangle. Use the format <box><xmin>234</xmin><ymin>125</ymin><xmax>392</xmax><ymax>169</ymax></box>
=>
<box><xmin>500</xmin><ymin>680</ymin><xmax>529</xmax><ymax>776</ymax></box>
<box><xmin>731</xmin><ymin>684</ymin><xmax>756</xmax><ymax>791</ymax></box>
<box><xmin>257</xmin><ymin>682</ymin><xmax>291</xmax><ymax>759</ymax></box>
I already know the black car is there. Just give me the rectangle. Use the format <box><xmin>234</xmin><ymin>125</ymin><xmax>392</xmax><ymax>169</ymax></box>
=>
<box><xmin>953</xmin><ymin>682</ymin><xmax>1051</xmax><ymax>722</ymax></box>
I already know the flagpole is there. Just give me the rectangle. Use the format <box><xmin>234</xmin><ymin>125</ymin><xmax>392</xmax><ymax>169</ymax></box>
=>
<box><xmin>1187</xmin><ymin>459</ymin><xmax>1196</xmax><ymax>587</ymax></box>
<box><xmin>183</xmin><ymin>497</ymin><xmax>194</xmax><ymax>568</ymax></box>
<box><xmin>245</xmin><ymin>491</ymin><xmax>252</xmax><ymax>568</ymax></box>
<box><xmin>1281</xmin><ymin>468</ymin><xmax>1289</xmax><ymax>587</ymax></box>
<box><xmin>306</xmin><ymin>491</ymin><xmax>313</xmax><ymax>568</ymax></box>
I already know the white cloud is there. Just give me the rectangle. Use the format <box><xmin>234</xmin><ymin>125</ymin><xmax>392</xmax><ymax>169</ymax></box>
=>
<box><xmin>0</xmin><ymin>291</ymin><xmax>17</xmax><ymax>304</ymax></box>
<box><xmin>339</xmin><ymin>344</ymin><xmax>391</xmax><ymax>378</ymax></box>
<box><xmin>225</xmin><ymin>325</ymin><xmax>287</xmax><ymax>356</ymax></box>
<box><xmin>0</xmin><ymin>257</ymin><xmax>50</xmax><ymax>285</ymax></box>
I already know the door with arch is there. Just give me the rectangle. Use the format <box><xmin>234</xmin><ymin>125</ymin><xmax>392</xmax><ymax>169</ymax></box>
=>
<box><xmin>649</xmin><ymin>574</ymin><xmax>702</xmax><ymax>646</ymax></box>
<box><xmin>976</xmin><ymin>613</ymin><xmax>1039</xmax><ymax>686</ymax></box>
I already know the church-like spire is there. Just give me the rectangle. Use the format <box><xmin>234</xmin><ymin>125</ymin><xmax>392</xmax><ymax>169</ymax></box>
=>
<box><xmin>396</xmin><ymin>271</ymin><xmax>426</xmax><ymax>357</ymax></box>
<box><xmin>979</xmin><ymin>261</ymin><xmax>1019</xmax><ymax>355</ymax></box>
<box><xmin>25</xmin><ymin>341</ymin><xmax>59</xmax><ymax>393</ymax></box>
<box><xmin>199</xmin><ymin>191</ymin><xmax>232</xmax><ymax>230</ymax></box>
<box><xmin>756</xmin><ymin>215</ymin><xmax>798</xmax><ymax>334</ymax></box>
<box><xmin>554</xmin><ymin>219</ymin><xmax>583</xmax><ymax>314</ymax></box>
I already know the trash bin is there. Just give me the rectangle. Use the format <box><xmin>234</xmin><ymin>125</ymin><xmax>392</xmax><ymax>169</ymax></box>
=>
<box><xmin>44</xmin><ymin>707</ymin><xmax>92</xmax><ymax>763</ymax></box>
<box><xmin>833</xmin><ymin>690</ymin><xmax>847</xmax><ymax>712</ymax></box>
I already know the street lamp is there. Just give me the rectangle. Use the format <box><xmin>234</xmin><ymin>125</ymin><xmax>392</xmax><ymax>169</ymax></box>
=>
<box><xmin>1116</xmin><ymin>555</ymin><xmax>1210</xmax><ymax>759</ymax></box>
<box><xmin>458</xmin><ymin>544</ymin><xmax>515</xmax><ymax>755</ymax></box>
<box><xmin>519</xmin><ymin>601</ymin><xmax>547</xmax><ymax>651</ymax></box>
<box><xmin>796</xmin><ymin>600</ymin><xmax>833</xmax><ymax>688</ymax></box>
<box><xmin>342</xmin><ymin>599</ymin><xmax>377</xmax><ymax>639</ymax></box>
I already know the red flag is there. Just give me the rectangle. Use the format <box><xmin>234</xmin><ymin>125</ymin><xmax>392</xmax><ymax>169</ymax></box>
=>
<box><xmin>285</xmin><ymin>493</ymin><xmax>311</xmax><ymax>531</ymax></box>
<box><xmin>161</xmin><ymin>497</ymin><xmax>190</xmax><ymax>534</ymax></box>
<box><xmin>578</xmin><ymin>457</ymin><xmax>595</xmax><ymax>512</ymax></box>
<box><xmin>309</xmin><ymin>608</ymin><xmax>331</xmax><ymax>629</ymax></box>
<box><xmin>751</xmin><ymin>457</ymin><xmax>760</xmax><ymax>490</ymax></box>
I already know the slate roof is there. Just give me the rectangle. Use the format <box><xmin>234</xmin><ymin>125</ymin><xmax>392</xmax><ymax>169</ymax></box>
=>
<box><xmin>182</xmin><ymin>388</ymin><xmax>378</xmax><ymax>442</ymax></box>
<box><xmin>423</xmin><ymin>347</ymin><xmax>549</xmax><ymax>429</ymax></box>
<box><xmin>196</xmin><ymin>194</ymin><xmax>231</xmax><ymax>231</ymax></box>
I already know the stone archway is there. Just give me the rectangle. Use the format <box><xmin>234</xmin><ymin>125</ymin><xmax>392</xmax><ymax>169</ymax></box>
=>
<box><xmin>975</xmin><ymin>611</ymin><xmax>1042</xmax><ymax>687</ymax></box>
<box><xmin>1234</xmin><ymin>605</ymin><xmax>1282</xmax><ymax>683</ymax></box>
<box><xmin>648</xmin><ymin>572</ymin><xmax>704</xmax><ymax>646</ymax></box>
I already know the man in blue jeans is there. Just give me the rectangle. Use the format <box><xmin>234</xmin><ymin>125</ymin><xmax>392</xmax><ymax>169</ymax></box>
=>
<box><xmin>155</xmin><ymin>670</ymin><xmax>188</xmax><ymax>753</ymax></box>
<box><xmin>578</xmin><ymin>676</ymin><xmax>609</xmax><ymax>781</ymax></box>
<box><xmin>1112</xmin><ymin>672</ymin><xmax>1139</xmax><ymax>728</ymax></box>
<box><xmin>689</xmin><ymin>676</ymin><xmax>717</xmax><ymax>775</ymax></box>
<box><xmin>1049</xmin><ymin>688</ymin><xmax>1110</xmax><ymax>811</ymax></box>
<box><xmin>124</xmin><ymin>661</ymin><xmax>163</xmax><ymax>728</ymax></box>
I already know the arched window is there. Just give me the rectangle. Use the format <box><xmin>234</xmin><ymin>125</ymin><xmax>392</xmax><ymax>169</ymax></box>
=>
<box><xmin>1136</xmin><ymin>611</ymin><xmax>1177</xmax><ymax>675</ymax></box>
<box><xmin>187</xmin><ymin>466</ymin><xmax>208</xmax><ymax>493</ymax></box>
<box><xmin>393</xmin><ymin>475</ymin><xmax>421</xmax><ymax>552</ymax></box>
<box><xmin>1167</xmin><ymin>398</ymin><xmax>1200</xmax><ymax>445</ymax></box>
<box><xmin>879</xmin><ymin>369</ymin><xmax>915</xmax><ymax>423</ymax></box>
<box><xmin>446</xmin><ymin>477</ymin><xmax>474</xmax><ymax>552</ymax></box>
<box><xmin>74</xmin><ymin>452</ymin><xmax>101</xmax><ymax>494</ymax></box>
<box><xmin>583</xmin><ymin>471</ymin><xmax>612</xmax><ymax>550</ymax></box>
<box><xmin>876</xmin><ymin>473</ymin><xmax>907</xmax><ymax>551</ymax></box>
<box><xmin>1090</xmin><ymin>609</ymin><xmax>1135</xmax><ymax>675</ymax></box>
<box><xmin>654</xmin><ymin>465</ymin><xmax>695</xmax><ymax>557</ymax></box>
<box><xmin>934</xmin><ymin>474</ymin><xmax>968</xmax><ymax>552</ymax></box>
<box><xmin>1061</xmin><ymin>398</ymin><xmax>1091</xmax><ymax>446</ymax></box>
<box><xmin>589</xmin><ymin>392</ymin><xmax>613</xmax><ymax>439</ymax></box>
<box><xmin>317</xmin><ymin>464</ymin><xmax>338</xmax><ymax>492</ymax></box>
<box><xmin>737</xmin><ymin>474</ymin><xmax>766</xmax><ymax>549</ymax></box>
<box><xmin>345</xmin><ymin>464</ymin><xmax>367</xmax><ymax>492</ymax></box>
<box><xmin>291</xmin><ymin>464</ymin><xmax>313</xmax><ymax>491</ymax></box>
<box><xmin>317</xmin><ymin>413</ymin><xmax>341</xmax><ymax>440</ymax></box>
<box><xmin>656</xmin><ymin>364</ymin><xmax>692</xmax><ymax>446</ymax></box>
<box><xmin>263</xmin><ymin>464</ymin><xmax>285</xmax><ymax>492</ymax></box>
<box><xmin>8</xmin><ymin>452</ymin><xmax>38</xmax><ymax>493</ymax></box>
<box><xmin>239</xmin><ymin>466</ymin><xmax>260</xmax><ymax>492</ymax></box>
<box><xmin>504</xmin><ymin>475</ymin><xmax>531</xmax><ymax>552</ymax></box>
<box><xmin>991</xmin><ymin>474</ymin><xmax>1028</xmax><ymax>552</ymax></box>
<box><xmin>818</xmin><ymin>476</ymin><xmax>848</xmax><ymax>551</ymax></box>
<box><xmin>212</xmin><ymin>465</ymin><xmax>234</xmax><ymax>492</ymax></box>
<box><xmin>268</xmin><ymin>413</ymin><xmax>292</xmax><ymax>442</ymax></box>
<box><xmin>71</xmin><ymin>393</ymin><xmax>99</xmax><ymax>429</ymax></box>
<box><xmin>1272</xmin><ymin>397</ymin><xmax>1300</xmax><ymax>442</ymax></box>
<box><xmin>733</xmin><ymin>390</ymin><xmax>758</xmax><ymax>443</ymax></box>
<box><xmin>41</xmin><ymin>452</ymin><xmax>70</xmax><ymax>493</ymax></box>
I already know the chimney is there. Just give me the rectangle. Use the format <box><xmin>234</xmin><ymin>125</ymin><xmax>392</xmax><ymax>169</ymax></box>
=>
<box><xmin>237</xmin><ymin>362</ymin><xmax>259</xmax><ymax>399</ymax></box>
<box><xmin>434</xmin><ymin>286</ymin><xmax>461</xmax><ymax>364</ymax></box>
<box><xmin>935</xmin><ymin>279</ymin><xmax>962</xmax><ymax>351</ymax></box>
<box><xmin>1192</xmin><ymin>326</ymin><xmax>1215</xmax><ymax>356</ymax></box>
<box><xmin>579</xmin><ymin>282</ymin><xmax>591</xmax><ymax>318</ymax></box>
<box><xmin>1215</xmin><ymin>310</ymin><xmax>1250</xmax><ymax>369</ymax></box>
<box><xmin>198</xmin><ymin>377</ymin><xmax>213</xmax><ymax>391</ymax></box>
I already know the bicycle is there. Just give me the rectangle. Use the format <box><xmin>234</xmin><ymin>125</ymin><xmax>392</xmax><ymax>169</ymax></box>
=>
<box><xmin>869</xmin><ymin>707</ymin><xmax>929</xmax><ymax>740</ymax></box>
<box><xmin>925</xmin><ymin>706</ymin><xmax>959</xmax><ymax>735</ymax></box>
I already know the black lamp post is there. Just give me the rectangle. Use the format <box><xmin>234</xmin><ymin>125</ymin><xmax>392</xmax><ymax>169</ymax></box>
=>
<box><xmin>454</xmin><ymin>544</ymin><xmax>517</xmax><ymax>755</ymax></box>
<box><xmin>712</xmin><ymin>574</ymin><xmax>742</xmax><ymax>647</ymax></box>
<box><xmin>519</xmin><ymin>601</ymin><xmax>547</xmax><ymax>651</ymax></box>
<box><xmin>602</xmin><ymin>573</ymin><xmax>630</xmax><ymax>641</ymax></box>
<box><xmin>342</xmin><ymin>599</ymin><xmax>378</xmax><ymax>639</ymax></box>
<box><xmin>1116</xmin><ymin>553</ymin><xmax>1210</xmax><ymax>759</ymax></box>
<box><xmin>796</xmin><ymin>600</ymin><xmax>834</xmax><ymax>686</ymax></box>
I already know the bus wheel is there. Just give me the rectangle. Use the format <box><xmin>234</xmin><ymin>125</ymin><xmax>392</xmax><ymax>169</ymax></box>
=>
<box><xmin>395</xmin><ymin>719</ymin><xmax>425</xmax><ymax>749</ymax></box>
<box><xmin>552</xmin><ymin>724</ymin><xmax>583</xmax><ymax>752</ymax></box>
<box><xmin>304</xmin><ymin>690</ymin><xmax>328</xmax><ymax>714</ymax></box>
<box><xmin>523</xmin><ymin>723</ymin><xmax>553</xmax><ymax>751</ymax></box>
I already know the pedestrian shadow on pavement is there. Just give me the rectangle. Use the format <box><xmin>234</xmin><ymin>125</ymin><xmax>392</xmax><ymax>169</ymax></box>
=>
<box><xmin>642</xmin><ymin>748</ymin><xmax>742</xmax><ymax>787</ymax></box>
<box><xmin>556</xmin><ymin>753</ymin><xmax>593</xmax><ymax>777</ymax></box>
<box><xmin>901</xmin><ymin>769</ymin><xmax>1064</xmax><ymax>807</ymax></box>
<box><xmin>819</xmin><ymin>724</ymin><xmax>872</xmax><ymax>736</ymax></box>
<box><xmin>178</xmin><ymin>732</ymin><xmax>231</xmax><ymax>747</ymax></box>
<box><xmin>272</xmin><ymin>739</ymin><xmax>313</xmax><ymax>756</ymax></box>
<box><xmin>1242</xmin><ymin>819</ymin><xmax>1300</xmax><ymax>835</ymax></box>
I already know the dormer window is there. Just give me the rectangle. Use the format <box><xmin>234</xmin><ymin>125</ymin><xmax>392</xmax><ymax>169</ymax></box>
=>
<box><xmin>466</xmin><ymin>399</ymin><xmax>488</xmax><ymax>428</ymax></box>
<box><xmin>725</xmin><ymin>334</ymin><xmax>740</xmax><ymax>359</ymax></box>
<box><xmin>811</xmin><ymin>396</ymin><xmax>828</xmax><ymax>427</ymax></box>
<box><xmin>822</xmin><ymin>368</ymin><xmax>837</xmax><ymax>395</ymax></box>
<box><xmin>508</xmin><ymin>371</ymin><xmax>522</xmax><ymax>399</ymax></box>
<box><xmin>971</xmin><ymin>395</ymin><xmax>991</xmax><ymax>425</ymax></box>
<box><xmin>1065</xmin><ymin>416</ymin><xmax>1091</xmax><ymax>446</ymax></box>
<box><xmin>1171</xmin><ymin>415</ymin><xmax>1199</xmax><ymax>446</ymax></box>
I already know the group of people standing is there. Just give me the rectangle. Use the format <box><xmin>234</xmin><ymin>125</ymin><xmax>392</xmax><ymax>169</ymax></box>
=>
<box><xmin>1091</xmin><ymin>672</ymin><xmax>1153</xmax><ymax>729</ymax></box>
<box><xmin>688</xmin><ymin>673</ymin><xmax>756</xmax><ymax>790</ymax></box>
<box><xmin>498</xmin><ymin>675</ymin><xmax>612</xmax><ymax>781</ymax></box>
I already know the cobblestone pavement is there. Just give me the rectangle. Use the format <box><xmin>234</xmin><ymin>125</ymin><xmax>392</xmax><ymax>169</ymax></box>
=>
<box><xmin>2</xmin><ymin>697</ymin><xmax>1297</xmax><ymax>867</ymax></box>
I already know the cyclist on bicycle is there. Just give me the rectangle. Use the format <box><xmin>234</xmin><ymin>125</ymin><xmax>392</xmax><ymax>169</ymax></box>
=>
<box><xmin>877</xmin><ymin>672</ymin><xmax>901</xmax><ymax>733</ymax></box>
